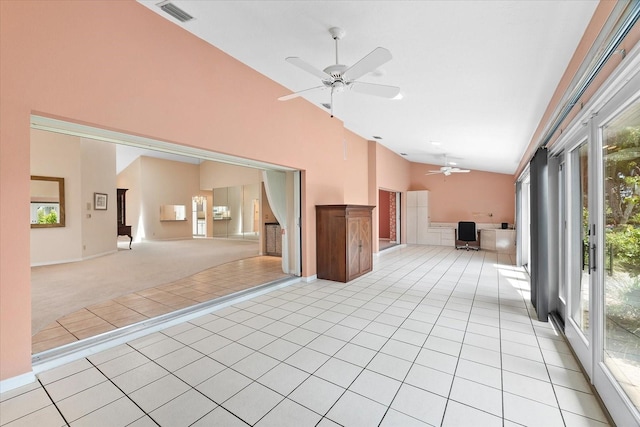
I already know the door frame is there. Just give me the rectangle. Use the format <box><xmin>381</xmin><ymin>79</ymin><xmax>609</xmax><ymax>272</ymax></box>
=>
<box><xmin>590</xmin><ymin>75</ymin><xmax>640</xmax><ymax>427</ymax></box>
<box><xmin>549</xmin><ymin>46</ymin><xmax>640</xmax><ymax>425</ymax></box>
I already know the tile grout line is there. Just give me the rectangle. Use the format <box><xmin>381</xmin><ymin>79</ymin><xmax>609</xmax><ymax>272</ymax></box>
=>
<box><xmin>246</xmin><ymin>245</ymin><xmax>449</xmax><ymax>425</ymax></box>
<box><xmin>511</xmin><ymin>257</ymin><xmax>569</xmax><ymax>426</ymax></box>
<box><xmin>85</xmin><ymin>356</ymin><xmax>161</xmax><ymax>426</ymax></box>
<box><xmin>373</xmin><ymin>247</ymin><xmax>465</xmax><ymax>426</ymax></box>
<box><xmin>437</xmin><ymin>249</ymin><xmax>485</xmax><ymax>426</ymax></box>
<box><xmin>37</xmin><ymin>378</ymin><xmax>71</xmax><ymax>427</ymax></box>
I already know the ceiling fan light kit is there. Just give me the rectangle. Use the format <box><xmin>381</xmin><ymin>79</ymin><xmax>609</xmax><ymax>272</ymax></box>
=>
<box><xmin>425</xmin><ymin>154</ymin><xmax>471</xmax><ymax>176</ymax></box>
<box><xmin>278</xmin><ymin>27</ymin><xmax>400</xmax><ymax>117</ymax></box>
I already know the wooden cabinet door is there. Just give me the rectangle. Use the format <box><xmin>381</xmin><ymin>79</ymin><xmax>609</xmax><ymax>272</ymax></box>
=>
<box><xmin>347</xmin><ymin>218</ymin><xmax>361</xmax><ymax>279</ymax></box>
<box><xmin>347</xmin><ymin>216</ymin><xmax>372</xmax><ymax>279</ymax></box>
<box><xmin>359</xmin><ymin>216</ymin><xmax>372</xmax><ymax>273</ymax></box>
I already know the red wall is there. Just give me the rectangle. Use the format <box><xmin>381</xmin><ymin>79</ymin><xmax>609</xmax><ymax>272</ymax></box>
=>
<box><xmin>378</xmin><ymin>190</ymin><xmax>391</xmax><ymax>239</ymax></box>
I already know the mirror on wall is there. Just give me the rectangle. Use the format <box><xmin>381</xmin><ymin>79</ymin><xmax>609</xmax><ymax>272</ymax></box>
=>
<box><xmin>212</xmin><ymin>184</ymin><xmax>259</xmax><ymax>240</ymax></box>
<box><xmin>30</xmin><ymin>176</ymin><xmax>65</xmax><ymax>228</ymax></box>
<box><xmin>160</xmin><ymin>204</ymin><xmax>187</xmax><ymax>221</ymax></box>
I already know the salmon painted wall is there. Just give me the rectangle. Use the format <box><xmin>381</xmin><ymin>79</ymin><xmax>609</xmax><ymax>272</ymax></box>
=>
<box><xmin>374</xmin><ymin>143</ymin><xmax>412</xmax><ymax>245</ymax></box>
<box><xmin>0</xmin><ymin>0</ymin><xmax>370</xmax><ymax>381</ymax></box>
<box><xmin>342</xmin><ymin>129</ymin><xmax>371</xmax><ymax>205</ymax></box>
<box><xmin>410</xmin><ymin>163</ymin><xmax>515</xmax><ymax>225</ymax></box>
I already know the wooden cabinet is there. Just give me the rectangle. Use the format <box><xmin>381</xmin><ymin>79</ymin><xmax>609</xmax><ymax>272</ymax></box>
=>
<box><xmin>265</xmin><ymin>223</ymin><xmax>282</xmax><ymax>256</ymax></box>
<box><xmin>117</xmin><ymin>188</ymin><xmax>132</xmax><ymax>249</ymax></box>
<box><xmin>316</xmin><ymin>205</ymin><xmax>374</xmax><ymax>282</ymax></box>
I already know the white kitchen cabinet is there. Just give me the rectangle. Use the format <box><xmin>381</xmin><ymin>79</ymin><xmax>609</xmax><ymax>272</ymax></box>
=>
<box><xmin>406</xmin><ymin>190</ymin><xmax>429</xmax><ymax>244</ymax></box>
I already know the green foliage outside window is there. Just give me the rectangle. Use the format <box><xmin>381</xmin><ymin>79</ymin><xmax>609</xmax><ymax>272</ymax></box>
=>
<box><xmin>36</xmin><ymin>208</ymin><xmax>58</xmax><ymax>224</ymax></box>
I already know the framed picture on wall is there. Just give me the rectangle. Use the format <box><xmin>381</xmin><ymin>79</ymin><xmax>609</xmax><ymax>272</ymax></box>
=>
<box><xmin>94</xmin><ymin>193</ymin><xmax>108</xmax><ymax>210</ymax></box>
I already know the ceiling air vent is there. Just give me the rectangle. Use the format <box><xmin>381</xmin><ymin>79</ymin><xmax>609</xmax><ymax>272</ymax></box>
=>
<box><xmin>158</xmin><ymin>1</ymin><xmax>194</xmax><ymax>22</ymax></box>
<box><xmin>321</xmin><ymin>103</ymin><xmax>331</xmax><ymax>110</ymax></box>
<box><xmin>372</xmin><ymin>135</ymin><xmax>382</xmax><ymax>140</ymax></box>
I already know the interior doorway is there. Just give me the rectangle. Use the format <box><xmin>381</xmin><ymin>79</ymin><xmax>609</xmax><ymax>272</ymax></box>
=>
<box><xmin>29</xmin><ymin>115</ymin><xmax>302</xmax><ymax>356</ymax></box>
<box><xmin>379</xmin><ymin>189</ymin><xmax>400</xmax><ymax>250</ymax></box>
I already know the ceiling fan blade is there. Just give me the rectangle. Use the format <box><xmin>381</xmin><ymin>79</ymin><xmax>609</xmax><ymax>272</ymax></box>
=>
<box><xmin>278</xmin><ymin>86</ymin><xmax>325</xmax><ymax>101</ymax></box>
<box><xmin>425</xmin><ymin>171</ymin><xmax>442</xmax><ymax>175</ymax></box>
<box><xmin>342</xmin><ymin>47</ymin><xmax>392</xmax><ymax>81</ymax></box>
<box><xmin>350</xmin><ymin>82</ymin><xmax>400</xmax><ymax>98</ymax></box>
<box><xmin>285</xmin><ymin>57</ymin><xmax>329</xmax><ymax>80</ymax></box>
<box><xmin>451</xmin><ymin>169</ymin><xmax>471</xmax><ymax>173</ymax></box>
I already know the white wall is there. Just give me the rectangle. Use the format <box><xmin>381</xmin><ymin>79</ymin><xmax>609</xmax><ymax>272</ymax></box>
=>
<box><xmin>81</xmin><ymin>138</ymin><xmax>117</xmax><ymax>257</ymax></box>
<box><xmin>140</xmin><ymin>156</ymin><xmax>200</xmax><ymax>240</ymax></box>
<box><xmin>30</xmin><ymin>130</ymin><xmax>83</xmax><ymax>265</ymax></box>
<box><xmin>30</xmin><ymin>130</ymin><xmax>117</xmax><ymax>265</ymax></box>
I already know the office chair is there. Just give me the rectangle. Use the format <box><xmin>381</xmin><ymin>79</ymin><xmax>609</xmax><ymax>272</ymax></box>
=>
<box><xmin>455</xmin><ymin>221</ymin><xmax>480</xmax><ymax>250</ymax></box>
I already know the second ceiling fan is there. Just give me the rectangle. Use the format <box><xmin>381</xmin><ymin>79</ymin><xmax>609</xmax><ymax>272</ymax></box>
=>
<box><xmin>278</xmin><ymin>27</ymin><xmax>400</xmax><ymax>116</ymax></box>
<box><xmin>426</xmin><ymin>155</ymin><xmax>471</xmax><ymax>176</ymax></box>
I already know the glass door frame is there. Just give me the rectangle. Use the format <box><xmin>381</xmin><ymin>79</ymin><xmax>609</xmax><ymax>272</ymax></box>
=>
<box><xmin>558</xmin><ymin>159</ymin><xmax>567</xmax><ymax>324</ymax></box>
<box><xmin>551</xmin><ymin>56</ymin><xmax>640</xmax><ymax>425</ymax></box>
<box><xmin>565</xmin><ymin>133</ymin><xmax>593</xmax><ymax>376</ymax></box>
<box><xmin>590</xmin><ymin>74</ymin><xmax>640</xmax><ymax>426</ymax></box>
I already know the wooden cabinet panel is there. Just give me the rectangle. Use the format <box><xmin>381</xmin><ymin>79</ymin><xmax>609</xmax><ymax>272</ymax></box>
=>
<box><xmin>316</xmin><ymin>205</ymin><xmax>374</xmax><ymax>282</ymax></box>
<box><xmin>359</xmin><ymin>216</ymin><xmax>372</xmax><ymax>273</ymax></box>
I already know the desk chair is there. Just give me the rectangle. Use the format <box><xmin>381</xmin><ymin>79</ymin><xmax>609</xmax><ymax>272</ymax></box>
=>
<box><xmin>456</xmin><ymin>221</ymin><xmax>480</xmax><ymax>250</ymax></box>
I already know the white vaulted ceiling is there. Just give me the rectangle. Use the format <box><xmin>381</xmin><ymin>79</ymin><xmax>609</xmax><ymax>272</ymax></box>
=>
<box><xmin>137</xmin><ymin>0</ymin><xmax>598</xmax><ymax>175</ymax></box>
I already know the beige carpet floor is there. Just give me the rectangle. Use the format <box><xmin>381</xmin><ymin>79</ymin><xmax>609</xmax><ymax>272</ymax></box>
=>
<box><xmin>31</xmin><ymin>239</ymin><xmax>264</xmax><ymax>334</ymax></box>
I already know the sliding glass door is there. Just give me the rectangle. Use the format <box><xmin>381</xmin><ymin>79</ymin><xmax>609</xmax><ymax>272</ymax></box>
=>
<box><xmin>546</xmin><ymin>44</ymin><xmax>640</xmax><ymax>426</ymax></box>
<box><xmin>598</xmin><ymin>98</ymin><xmax>640</xmax><ymax>417</ymax></box>
<box><xmin>566</xmin><ymin>138</ymin><xmax>593</xmax><ymax>372</ymax></box>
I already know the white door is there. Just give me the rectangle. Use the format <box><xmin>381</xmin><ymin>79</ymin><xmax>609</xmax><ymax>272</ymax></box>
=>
<box><xmin>566</xmin><ymin>138</ymin><xmax>593</xmax><ymax>375</ymax></box>
<box><xmin>592</xmin><ymin>94</ymin><xmax>640</xmax><ymax>426</ymax></box>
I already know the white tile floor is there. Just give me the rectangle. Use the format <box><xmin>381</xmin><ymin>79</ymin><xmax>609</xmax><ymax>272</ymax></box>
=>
<box><xmin>1</xmin><ymin>246</ymin><xmax>611</xmax><ymax>426</ymax></box>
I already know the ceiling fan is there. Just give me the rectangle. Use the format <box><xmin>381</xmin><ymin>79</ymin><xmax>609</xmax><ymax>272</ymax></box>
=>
<box><xmin>278</xmin><ymin>27</ymin><xmax>400</xmax><ymax>116</ymax></box>
<box><xmin>426</xmin><ymin>156</ymin><xmax>471</xmax><ymax>176</ymax></box>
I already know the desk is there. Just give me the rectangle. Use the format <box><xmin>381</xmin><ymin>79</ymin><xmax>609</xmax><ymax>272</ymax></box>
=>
<box><xmin>480</xmin><ymin>229</ymin><xmax>516</xmax><ymax>254</ymax></box>
<box><xmin>426</xmin><ymin>227</ymin><xmax>456</xmax><ymax>246</ymax></box>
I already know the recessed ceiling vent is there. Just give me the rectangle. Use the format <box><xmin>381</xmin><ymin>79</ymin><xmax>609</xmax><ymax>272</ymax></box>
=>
<box><xmin>321</xmin><ymin>103</ymin><xmax>331</xmax><ymax>110</ymax></box>
<box><xmin>372</xmin><ymin>135</ymin><xmax>383</xmax><ymax>140</ymax></box>
<box><xmin>158</xmin><ymin>1</ymin><xmax>194</xmax><ymax>22</ymax></box>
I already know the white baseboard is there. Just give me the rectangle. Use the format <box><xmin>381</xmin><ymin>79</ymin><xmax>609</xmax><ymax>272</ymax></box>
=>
<box><xmin>31</xmin><ymin>257</ymin><xmax>83</xmax><ymax>267</ymax></box>
<box><xmin>82</xmin><ymin>250</ymin><xmax>117</xmax><ymax>261</ymax></box>
<box><xmin>375</xmin><ymin>244</ymin><xmax>406</xmax><ymax>256</ymax></box>
<box><xmin>31</xmin><ymin>249</ymin><xmax>117</xmax><ymax>267</ymax></box>
<box><xmin>0</xmin><ymin>371</ymin><xmax>36</xmax><ymax>394</ymax></box>
<box><xmin>301</xmin><ymin>274</ymin><xmax>317</xmax><ymax>283</ymax></box>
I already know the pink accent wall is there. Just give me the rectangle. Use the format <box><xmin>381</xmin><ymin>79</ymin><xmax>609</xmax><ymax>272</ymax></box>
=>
<box><xmin>0</xmin><ymin>0</ymin><xmax>368</xmax><ymax>381</ymax></box>
<box><xmin>410</xmin><ymin>163</ymin><xmax>515</xmax><ymax>225</ymax></box>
